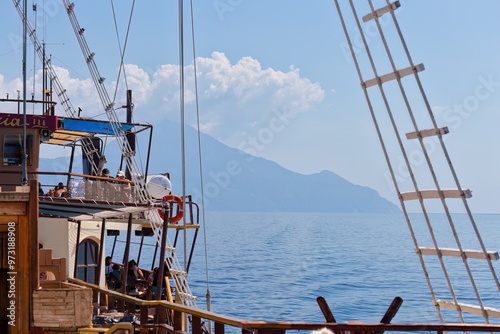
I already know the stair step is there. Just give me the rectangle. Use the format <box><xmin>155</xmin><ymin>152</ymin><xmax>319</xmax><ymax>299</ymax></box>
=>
<box><xmin>169</xmin><ymin>269</ymin><xmax>187</xmax><ymax>276</ymax></box>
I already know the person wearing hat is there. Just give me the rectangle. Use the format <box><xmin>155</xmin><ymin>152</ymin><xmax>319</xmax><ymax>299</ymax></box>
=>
<box><xmin>116</xmin><ymin>170</ymin><xmax>131</xmax><ymax>190</ymax></box>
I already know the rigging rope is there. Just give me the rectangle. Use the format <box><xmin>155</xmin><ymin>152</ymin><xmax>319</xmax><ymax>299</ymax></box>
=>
<box><xmin>333</xmin><ymin>0</ymin><xmax>500</xmax><ymax>324</ymax></box>
<box><xmin>178</xmin><ymin>0</ymin><xmax>188</xmax><ymax>277</ymax></box>
<box><xmin>189</xmin><ymin>0</ymin><xmax>212</xmax><ymax>313</ymax></box>
<box><xmin>31</xmin><ymin>3</ymin><xmax>36</xmax><ymax>114</ymax></box>
<box><xmin>110</xmin><ymin>0</ymin><xmax>136</xmax><ymax>98</ymax></box>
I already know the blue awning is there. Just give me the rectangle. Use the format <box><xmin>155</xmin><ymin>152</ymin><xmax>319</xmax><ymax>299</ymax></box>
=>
<box><xmin>61</xmin><ymin>118</ymin><xmax>135</xmax><ymax>135</ymax></box>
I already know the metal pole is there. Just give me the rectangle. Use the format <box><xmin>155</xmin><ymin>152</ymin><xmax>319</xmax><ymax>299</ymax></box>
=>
<box><xmin>21</xmin><ymin>0</ymin><xmax>28</xmax><ymax>185</ymax></box>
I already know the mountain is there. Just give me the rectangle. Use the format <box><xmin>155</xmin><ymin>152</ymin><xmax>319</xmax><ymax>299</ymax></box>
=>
<box><xmin>39</xmin><ymin>120</ymin><xmax>400</xmax><ymax>213</ymax></box>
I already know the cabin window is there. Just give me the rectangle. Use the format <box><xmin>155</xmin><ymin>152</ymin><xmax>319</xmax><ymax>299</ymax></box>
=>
<box><xmin>3</xmin><ymin>134</ymin><xmax>33</xmax><ymax>166</ymax></box>
<box><xmin>76</xmin><ymin>238</ymin><xmax>99</xmax><ymax>284</ymax></box>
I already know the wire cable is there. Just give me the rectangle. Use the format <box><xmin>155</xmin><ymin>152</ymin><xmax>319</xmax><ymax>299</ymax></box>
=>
<box><xmin>189</xmin><ymin>0</ymin><xmax>212</xmax><ymax>315</ymax></box>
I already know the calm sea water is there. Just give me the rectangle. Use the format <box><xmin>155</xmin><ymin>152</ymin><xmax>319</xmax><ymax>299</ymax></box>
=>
<box><xmin>109</xmin><ymin>212</ymin><xmax>500</xmax><ymax>327</ymax></box>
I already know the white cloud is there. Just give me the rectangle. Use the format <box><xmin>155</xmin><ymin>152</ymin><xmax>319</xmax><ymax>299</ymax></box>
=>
<box><xmin>119</xmin><ymin>52</ymin><xmax>325</xmax><ymax>146</ymax></box>
<box><xmin>0</xmin><ymin>52</ymin><xmax>325</xmax><ymax>149</ymax></box>
<box><xmin>181</xmin><ymin>52</ymin><xmax>326</xmax><ymax>145</ymax></box>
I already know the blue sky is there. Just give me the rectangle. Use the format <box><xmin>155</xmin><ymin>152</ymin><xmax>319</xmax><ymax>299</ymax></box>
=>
<box><xmin>1</xmin><ymin>1</ymin><xmax>499</xmax><ymax>213</ymax></box>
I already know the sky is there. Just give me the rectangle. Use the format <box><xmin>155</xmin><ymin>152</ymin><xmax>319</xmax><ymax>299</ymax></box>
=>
<box><xmin>1</xmin><ymin>0</ymin><xmax>499</xmax><ymax>213</ymax></box>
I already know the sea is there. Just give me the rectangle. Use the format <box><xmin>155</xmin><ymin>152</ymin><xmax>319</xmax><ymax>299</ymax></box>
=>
<box><xmin>108</xmin><ymin>212</ymin><xmax>500</xmax><ymax>329</ymax></box>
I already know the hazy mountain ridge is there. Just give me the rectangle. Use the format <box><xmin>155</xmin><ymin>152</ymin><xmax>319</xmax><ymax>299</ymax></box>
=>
<box><xmin>39</xmin><ymin>121</ymin><xmax>400</xmax><ymax>213</ymax></box>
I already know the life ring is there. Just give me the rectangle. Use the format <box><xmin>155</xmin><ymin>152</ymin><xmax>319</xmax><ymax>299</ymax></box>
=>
<box><xmin>158</xmin><ymin>194</ymin><xmax>184</xmax><ymax>223</ymax></box>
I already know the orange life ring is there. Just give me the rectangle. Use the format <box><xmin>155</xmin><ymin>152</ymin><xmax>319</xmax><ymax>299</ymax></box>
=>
<box><xmin>158</xmin><ymin>194</ymin><xmax>184</xmax><ymax>223</ymax></box>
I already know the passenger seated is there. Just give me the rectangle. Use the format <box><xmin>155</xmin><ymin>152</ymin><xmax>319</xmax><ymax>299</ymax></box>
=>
<box><xmin>149</xmin><ymin>267</ymin><xmax>159</xmax><ymax>294</ymax></box>
<box><xmin>54</xmin><ymin>182</ymin><xmax>67</xmax><ymax>197</ymax></box>
<box><xmin>101</xmin><ymin>168</ymin><xmax>111</xmax><ymax>178</ymax></box>
<box><xmin>149</xmin><ymin>264</ymin><xmax>171</xmax><ymax>298</ymax></box>
<box><xmin>105</xmin><ymin>256</ymin><xmax>113</xmax><ymax>278</ymax></box>
<box><xmin>108</xmin><ymin>264</ymin><xmax>122</xmax><ymax>289</ymax></box>
<box><xmin>116</xmin><ymin>171</ymin><xmax>131</xmax><ymax>189</ymax></box>
<box><xmin>115</xmin><ymin>171</ymin><xmax>131</xmax><ymax>201</ymax></box>
<box><xmin>126</xmin><ymin>260</ymin><xmax>145</xmax><ymax>293</ymax></box>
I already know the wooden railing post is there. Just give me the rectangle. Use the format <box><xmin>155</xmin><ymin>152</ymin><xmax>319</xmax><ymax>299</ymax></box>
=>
<box><xmin>192</xmin><ymin>315</ymin><xmax>202</xmax><ymax>334</ymax></box>
<box><xmin>214</xmin><ymin>322</ymin><xmax>225</xmax><ymax>334</ymax></box>
<box><xmin>254</xmin><ymin>330</ymin><xmax>285</xmax><ymax>334</ymax></box>
<box><xmin>173</xmin><ymin>309</ymin><xmax>183</xmax><ymax>331</ymax></box>
<box><xmin>140</xmin><ymin>304</ymin><xmax>149</xmax><ymax>334</ymax></box>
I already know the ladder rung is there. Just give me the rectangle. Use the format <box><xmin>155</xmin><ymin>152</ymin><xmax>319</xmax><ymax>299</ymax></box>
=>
<box><xmin>177</xmin><ymin>292</ymin><xmax>197</xmax><ymax>300</ymax></box>
<box><xmin>169</xmin><ymin>269</ymin><xmax>187</xmax><ymax>276</ymax></box>
<box><xmin>362</xmin><ymin>1</ymin><xmax>401</xmax><ymax>22</ymax></box>
<box><xmin>436</xmin><ymin>300</ymin><xmax>500</xmax><ymax>318</ymax></box>
<box><xmin>418</xmin><ymin>247</ymin><xmax>499</xmax><ymax>260</ymax></box>
<box><xmin>400</xmin><ymin>189</ymin><xmax>472</xmax><ymax>201</ymax></box>
<box><xmin>362</xmin><ymin>63</ymin><xmax>425</xmax><ymax>88</ymax></box>
<box><xmin>82</xmin><ymin>148</ymin><xmax>98</xmax><ymax>154</ymax></box>
<box><xmin>122</xmin><ymin>151</ymin><xmax>136</xmax><ymax>158</ymax></box>
<box><xmin>406</xmin><ymin>126</ymin><xmax>449</xmax><ymax>140</ymax></box>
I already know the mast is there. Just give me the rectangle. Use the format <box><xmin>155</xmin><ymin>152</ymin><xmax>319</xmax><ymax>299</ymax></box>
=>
<box><xmin>21</xmin><ymin>0</ymin><xmax>28</xmax><ymax>186</ymax></box>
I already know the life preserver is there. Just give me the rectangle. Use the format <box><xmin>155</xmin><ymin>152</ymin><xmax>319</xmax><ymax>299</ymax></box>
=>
<box><xmin>158</xmin><ymin>194</ymin><xmax>184</xmax><ymax>223</ymax></box>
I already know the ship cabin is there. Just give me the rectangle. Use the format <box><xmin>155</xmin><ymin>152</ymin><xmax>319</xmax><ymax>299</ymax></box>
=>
<box><xmin>0</xmin><ymin>101</ymin><xmax>200</xmax><ymax>333</ymax></box>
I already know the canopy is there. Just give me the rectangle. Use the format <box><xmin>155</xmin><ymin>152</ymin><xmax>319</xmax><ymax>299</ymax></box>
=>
<box><xmin>39</xmin><ymin>196</ymin><xmax>159</xmax><ymax>221</ymax></box>
<box><xmin>61</xmin><ymin>118</ymin><xmax>135</xmax><ymax>135</ymax></box>
<box><xmin>46</xmin><ymin>117</ymin><xmax>151</xmax><ymax>145</ymax></box>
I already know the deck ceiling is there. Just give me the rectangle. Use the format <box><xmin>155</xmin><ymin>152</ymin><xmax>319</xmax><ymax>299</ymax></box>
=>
<box><xmin>39</xmin><ymin>196</ymin><xmax>155</xmax><ymax>221</ymax></box>
<box><xmin>47</xmin><ymin>129</ymin><xmax>89</xmax><ymax>145</ymax></box>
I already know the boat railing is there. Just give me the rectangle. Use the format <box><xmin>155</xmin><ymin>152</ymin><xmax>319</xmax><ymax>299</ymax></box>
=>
<box><xmin>68</xmin><ymin>278</ymin><xmax>500</xmax><ymax>334</ymax></box>
<box><xmin>74</xmin><ymin>175</ymin><xmax>137</xmax><ymax>203</ymax></box>
<box><xmin>35</xmin><ymin>171</ymin><xmax>140</xmax><ymax>202</ymax></box>
<box><xmin>36</xmin><ymin>171</ymin><xmax>200</xmax><ymax>225</ymax></box>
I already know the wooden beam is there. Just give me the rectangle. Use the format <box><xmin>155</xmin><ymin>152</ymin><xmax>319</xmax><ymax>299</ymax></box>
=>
<box><xmin>29</xmin><ymin>179</ymin><xmax>39</xmax><ymax>326</ymax></box>
<box><xmin>400</xmin><ymin>189</ymin><xmax>472</xmax><ymax>201</ymax></box>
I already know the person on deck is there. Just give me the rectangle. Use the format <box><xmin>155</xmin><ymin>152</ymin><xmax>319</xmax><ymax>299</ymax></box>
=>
<box><xmin>129</xmin><ymin>260</ymin><xmax>144</xmax><ymax>280</ymax></box>
<box><xmin>104</xmin><ymin>256</ymin><xmax>113</xmax><ymax>278</ymax></box>
<box><xmin>126</xmin><ymin>259</ymin><xmax>144</xmax><ymax>293</ymax></box>
<box><xmin>54</xmin><ymin>182</ymin><xmax>67</xmax><ymax>197</ymax></box>
<box><xmin>109</xmin><ymin>264</ymin><xmax>122</xmax><ymax>289</ymax></box>
<box><xmin>115</xmin><ymin>170</ymin><xmax>131</xmax><ymax>201</ymax></box>
<box><xmin>101</xmin><ymin>168</ymin><xmax>113</xmax><ymax>179</ymax></box>
<box><xmin>149</xmin><ymin>267</ymin><xmax>167</xmax><ymax>297</ymax></box>
<box><xmin>116</xmin><ymin>171</ymin><xmax>131</xmax><ymax>188</ymax></box>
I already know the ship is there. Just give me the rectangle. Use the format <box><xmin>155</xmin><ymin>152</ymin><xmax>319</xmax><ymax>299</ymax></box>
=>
<box><xmin>1</xmin><ymin>1</ymin><xmax>499</xmax><ymax>334</ymax></box>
